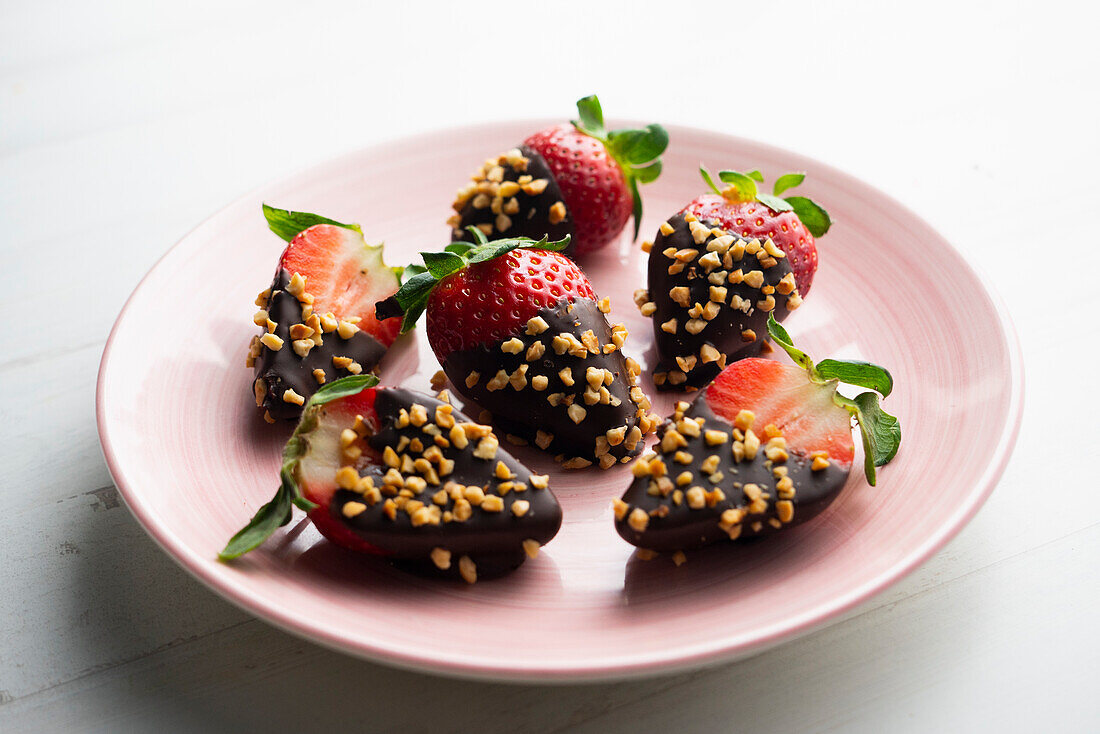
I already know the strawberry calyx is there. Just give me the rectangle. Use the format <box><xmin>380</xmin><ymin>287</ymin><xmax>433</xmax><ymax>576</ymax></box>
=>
<box><xmin>765</xmin><ymin>314</ymin><xmax>900</xmax><ymax>485</ymax></box>
<box><xmin>376</xmin><ymin>227</ymin><xmax>571</xmax><ymax>333</ymax></box>
<box><xmin>219</xmin><ymin>374</ymin><xmax>379</xmax><ymax>560</ymax></box>
<box><xmin>572</xmin><ymin>94</ymin><xmax>668</xmax><ymax>241</ymax></box>
<box><xmin>262</xmin><ymin>203</ymin><xmax>362</xmax><ymax>242</ymax></box>
<box><xmin>698</xmin><ymin>166</ymin><xmax>833</xmax><ymax>238</ymax></box>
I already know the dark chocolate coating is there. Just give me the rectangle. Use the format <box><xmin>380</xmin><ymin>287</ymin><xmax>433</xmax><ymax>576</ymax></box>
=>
<box><xmin>453</xmin><ymin>145</ymin><xmax>575</xmax><ymax>257</ymax></box>
<box><xmin>615</xmin><ymin>397</ymin><xmax>850</xmax><ymax>553</ymax></box>
<box><xmin>252</xmin><ymin>269</ymin><xmax>387</xmax><ymax>421</ymax></box>
<box><xmin>443</xmin><ymin>298</ymin><xmax>648</xmax><ymax>467</ymax></box>
<box><xmin>328</xmin><ymin>388</ymin><xmax>562</xmax><ymax>579</ymax></box>
<box><xmin>646</xmin><ymin>213</ymin><xmax>801</xmax><ymax>391</ymax></box>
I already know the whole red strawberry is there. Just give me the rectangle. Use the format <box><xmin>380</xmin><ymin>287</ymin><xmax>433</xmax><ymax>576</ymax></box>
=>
<box><xmin>684</xmin><ymin>168</ymin><xmax>832</xmax><ymax>295</ymax></box>
<box><xmin>448</xmin><ymin>95</ymin><xmax>667</xmax><ymax>257</ymax></box>
<box><xmin>377</xmin><ymin>230</ymin><xmax>658</xmax><ymax>469</ymax></box>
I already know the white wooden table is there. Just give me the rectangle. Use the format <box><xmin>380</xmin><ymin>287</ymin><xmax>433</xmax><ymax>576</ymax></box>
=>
<box><xmin>3</xmin><ymin>2</ymin><xmax>1097</xmax><ymax>731</ymax></box>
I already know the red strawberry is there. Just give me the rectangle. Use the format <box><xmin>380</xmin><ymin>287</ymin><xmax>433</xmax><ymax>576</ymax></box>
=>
<box><xmin>246</xmin><ymin>206</ymin><xmax>401</xmax><ymax>423</ymax></box>
<box><xmin>449</xmin><ymin>95</ymin><xmax>667</xmax><ymax>257</ymax></box>
<box><xmin>684</xmin><ymin>168</ymin><xmax>832</xmax><ymax>295</ymax></box>
<box><xmin>377</xmin><ymin>230</ymin><xmax>659</xmax><ymax>469</ymax></box>
<box><xmin>221</xmin><ymin>376</ymin><xmax>563</xmax><ymax>582</ymax></box>
<box><xmin>615</xmin><ymin>315</ymin><xmax>900</xmax><ymax>557</ymax></box>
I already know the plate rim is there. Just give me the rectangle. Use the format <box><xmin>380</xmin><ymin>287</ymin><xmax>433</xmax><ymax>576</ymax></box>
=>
<box><xmin>96</xmin><ymin>120</ymin><xmax>1025</xmax><ymax>682</ymax></box>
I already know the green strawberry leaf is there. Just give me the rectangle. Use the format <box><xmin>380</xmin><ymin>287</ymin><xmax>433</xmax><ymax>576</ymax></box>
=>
<box><xmin>219</xmin><ymin>374</ymin><xmax>379</xmax><ymax>560</ymax></box>
<box><xmin>756</xmin><ymin>193</ymin><xmax>794</xmax><ymax>214</ymax></box>
<box><xmin>630</xmin><ymin>179</ymin><xmax>643</xmax><ymax>242</ymax></box>
<box><xmin>422</xmin><ymin>251</ymin><xmax>466</xmax><ymax>279</ymax></box>
<box><xmin>394</xmin><ymin>264</ymin><xmax>427</xmax><ymax>283</ymax></box>
<box><xmin>834</xmin><ymin>392</ymin><xmax>902</xmax><ymax>485</ymax></box>
<box><xmin>765</xmin><ymin>314</ymin><xmax>815</xmax><ymax>373</ymax></box>
<box><xmin>633</xmin><ymin>160</ymin><xmax>662</xmax><ymax>184</ymax></box>
<box><xmin>376</xmin><ymin>229</ymin><xmax>570</xmax><ymax>333</ymax></box>
<box><xmin>765</xmin><ymin>314</ymin><xmax>901</xmax><ymax>485</ymax></box>
<box><xmin>746</xmin><ymin>170</ymin><xmax>764</xmax><ymax>182</ymax></box>
<box><xmin>786</xmin><ymin>196</ymin><xmax>832</xmax><ymax>237</ymax></box>
<box><xmin>817</xmin><ymin>359</ymin><xmax>893</xmax><ymax>397</ymax></box>
<box><xmin>262</xmin><ymin>204</ymin><xmax>361</xmax><ymax>243</ymax></box>
<box><xmin>609</xmin><ymin>124</ymin><xmax>668</xmax><ymax>166</ymax></box>
<box><xmin>307</xmin><ymin>373</ymin><xmax>379</xmax><ymax>407</ymax></box>
<box><xmin>717</xmin><ymin>170</ymin><xmax>759</xmax><ymax>202</ymax></box>
<box><xmin>573</xmin><ymin>94</ymin><xmax>606</xmax><ymax>139</ymax></box>
<box><xmin>218</xmin><ymin>477</ymin><xmax>295</xmax><ymax>559</ymax></box>
<box><xmin>699</xmin><ymin>165</ymin><xmax>724</xmax><ymax>196</ymax></box>
<box><xmin>773</xmin><ymin>173</ymin><xmax>805</xmax><ymax>196</ymax></box>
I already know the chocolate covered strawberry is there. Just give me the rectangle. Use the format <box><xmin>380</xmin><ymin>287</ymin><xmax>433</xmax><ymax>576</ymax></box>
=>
<box><xmin>615</xmin><ymin>315</ymin><xmax>900</xmax><ymax>559</ymax></box>
<box><xmin>377</xmin><ymin>229</ymin><xmax>658</xmax><ymax>469</ymax></box>
<box><xmin>685</xmin><ymin>167</ymin><xmax>831</xmax><ymax>295</ymax></box>
<box><xmin>221</xmin><ymin>376</ymin><xmax>562</xmax><ymax>582</ymax></box>
<box><xmin>247</xmin><ymin>205</ymin><xmax>401</xmax><ymax>422</ymax></box>
<box><xmin>448</xmin><ymin>95</ymin><xmax>667</xmax><ymax>257</ymax></box>
<box><xmin>634</xmin><ymin>168</ymin><xmax>831</xmax><ymax>391</ymax></box>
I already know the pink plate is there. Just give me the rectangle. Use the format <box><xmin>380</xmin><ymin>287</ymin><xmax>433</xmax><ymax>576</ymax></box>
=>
<box><xmin>97</xmin><ymin>122</ymin><xmax>1023</xmax><ymax>681</ymax></box>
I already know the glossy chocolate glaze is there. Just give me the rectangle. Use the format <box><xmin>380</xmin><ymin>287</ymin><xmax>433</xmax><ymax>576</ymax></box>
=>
<box><xmin>645</xmin><ymin>213</ymin><xmax>801</xmax><ymax>391</ymax></box>
<box><xmin>615</xmin><ymin>397</ymin><xmax>850</xmax><ymax>553</ymax></box>
<box><xmin>328</xmin><ymin>388</ymin><xmax>562</xmax><ymax>580</ymax></box>
<box><xmin>442</xmin><ymin>298</ymin><xmax>650</xmax><ymax>468</ymax></box>
<box><xmin>252</xmin><ymin>269</ymin><xmax>387</xmax><ymax>422</ymax></box>
<box><xmin>452</xmin><ymin>145</ymin><xmax>576</xmax><ymax>257</ymax></box>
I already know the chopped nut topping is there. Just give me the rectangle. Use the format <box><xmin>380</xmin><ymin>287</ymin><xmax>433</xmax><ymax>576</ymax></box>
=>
<box><xmin>511</xmin><ymin>500</ymin><xmax>530</xmax><ymax>517</ymax></box>
<box><xmin>526</xmin><ymin>316</ymin><xmax>549</xmax><ymax>335</ymax></box>
<box><xmin>548</xmin><ymin>201</ymin><xmax>567</xmax><ymax>224</ymax></box>
<box><xmin>628</xmin><ymin>507</ymin><xmax>650</xmax><ymax>531</ymax></box>
<box><xmin>282</xmin><ymin>388</ymin><xmax>305</xmax><ymax>405</ymax></box>
<box><xmin>342</xmin><ymin>501</ymin><xmax>366</xmax><ymax>518</ymax></box>
<box><xmin>659</xmin><ymin>221</ymin><xmax>675</xmax><ymax>236</ymax></box>
<box><xmin>567</xmin><ymin>404</ymin><xmax>586</xmax><ymax>424</ymax></box>
<box><xmin>685</xmin><ymin>318</ymin><xmax>706</xmax><ymax>335</ymax></box>
<box><xmin>661</xmin><ymin>318</ymin><xmax>678</xmax><ymax>334</ymax></box>
<box><xmin>260</xmin><ymin>333</ymin><xmax>284</xmax><ymax>351</ymax></box>
<box><xmin>458</xmin><ymin>555</ymin><xmax>477</xmax><ymax>584</ymax></box>
<box><xmin>776</xmin><ymin>500</ymin><xmax>794</xmax><ymax>523</ymax></box>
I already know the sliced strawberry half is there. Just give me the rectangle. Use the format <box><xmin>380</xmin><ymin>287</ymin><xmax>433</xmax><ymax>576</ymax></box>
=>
<box><xmin>276</xmin><ymin>218</ymin><xmax>401</xmax><ymax>347</ymax></box>
<box><xmin>246</xmin><ymin>206</ymin><xmax>401</xmax><ymax>423</ymax></box>
<box><xmin>221</xmin><ymin>376</ymin><xmax>563</xmax><ymax>582</ymax></box>
<box><xmin>705</xmin><ymin>358</ymin><xmax>855</xmax><ymax>465</ymax></box>
<box><xmin>614</xmin><ymin>315</ymin><xmax>900</xmax><ymax>557</ymax></box>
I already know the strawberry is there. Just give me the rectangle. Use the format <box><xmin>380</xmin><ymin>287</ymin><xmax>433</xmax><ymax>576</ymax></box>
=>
<box><xmin>449</xmin><ymin>95</ymin><xmax>667</xmax><ymax>257</ymax></box>
<box><xmin>377</xmin><ymin>229</ymin><xmax>659</xmax><ymax>469</ymax></box>
<box><xmin>685</xmin><ymin>167</ymin><xmax>833</xmax><ymax>296</ymax></box>
<box><xmin>246</xmin><ymin>206</ymin><xmax>401</xmax><ymax>422</ymax></box>
<box><xmin>615</xmin><ymin>315</ymin><xmax>900</xmax><ymax>557</ymax></box>
<box><xmin>221</xmin><ymin>376</ymin><xmax>563</xmax><ymax>582</ymax></box>
<box><xmin>635</xmin><ymin>208</ymin><xmax>804</xmax><ymax>391</ymax></box>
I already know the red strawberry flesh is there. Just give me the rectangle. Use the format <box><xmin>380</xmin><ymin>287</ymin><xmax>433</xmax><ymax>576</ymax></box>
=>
<box><xmin>279</xmin><ymin>224</ymin><xmax>401</xmax><ymax>346</ymax></box>
<box><xmin>706</xmin><ymin>358</ymin><xmax>855</xmax><ymax>465</ymax></box>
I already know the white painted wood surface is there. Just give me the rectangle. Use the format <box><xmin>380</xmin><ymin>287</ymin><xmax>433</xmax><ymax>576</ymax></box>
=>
<box><xmin>2</xmin><ymin>1</ymin><xmax>1097</xmax><ymax>731</ymax></box>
